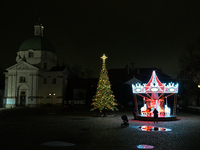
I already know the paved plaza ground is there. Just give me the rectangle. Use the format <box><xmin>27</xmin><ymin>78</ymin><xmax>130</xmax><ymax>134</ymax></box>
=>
<box><xmin>0</xmin><ymin>106</ymin><xmax>200</xmax><ymax>150</ymax></box>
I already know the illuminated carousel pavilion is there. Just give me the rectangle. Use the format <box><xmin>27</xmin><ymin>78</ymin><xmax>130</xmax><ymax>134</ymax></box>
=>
<box><xmin>132</xmin><ymin>71</ymin><xmax>179</xmax><ymax>121</ymax></box>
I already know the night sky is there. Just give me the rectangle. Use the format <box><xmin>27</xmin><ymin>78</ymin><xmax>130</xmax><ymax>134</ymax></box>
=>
<box><xmin>1</xmin><ymin>0</ymin><xmax>200</xmax><ymax>78</ymax></box>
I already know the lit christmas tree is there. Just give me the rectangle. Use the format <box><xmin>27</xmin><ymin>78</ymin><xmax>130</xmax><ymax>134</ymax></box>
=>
<box><xmin>91</xmin><ymin>54</ymin><xmax>118</xmax><ymax>116</ymax></box>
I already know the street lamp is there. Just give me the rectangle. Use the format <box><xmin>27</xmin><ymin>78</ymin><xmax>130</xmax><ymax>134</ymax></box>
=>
<box><xmin>49</xmin><ymin>93</ymin><xmax>56</xmax><ymax>96</ymax></box>
<box><xmin>48</xmin><ymin>93</ymin><xmax>56</xmax><ymax>105</ymax></box>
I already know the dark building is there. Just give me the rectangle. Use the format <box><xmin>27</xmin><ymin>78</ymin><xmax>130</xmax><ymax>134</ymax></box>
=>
<box><xmin>66</xmin><ymin>78</ymin><xmax>98</xmax><ymax>105</ymax></box>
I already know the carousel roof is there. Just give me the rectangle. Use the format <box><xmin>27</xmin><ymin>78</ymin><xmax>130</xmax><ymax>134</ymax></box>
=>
<box><xmin>145</xmin><ymin>70</ymin><xmax>165</xmax><ymax>92</ymax></box>
<box><xmin>132</xmin><ymin>71</ymin><xmax>178</xmax><ymax>94</ymax></box>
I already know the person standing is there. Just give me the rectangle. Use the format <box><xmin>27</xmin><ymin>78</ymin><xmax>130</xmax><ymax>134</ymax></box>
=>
<box><xmin>133</xmin><ymin>108</ymin><xmax>137</xmax><ymax>120</ymax></box>
<box><xmin>153</xmin><ymin>108</ymin><xmax>158</xmax><ymax>123</ymax></box>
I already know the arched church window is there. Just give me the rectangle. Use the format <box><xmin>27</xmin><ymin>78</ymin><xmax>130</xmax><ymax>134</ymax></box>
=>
<box><xmin>29</xmin><ymin>52</ymin><xmax>34</xmax><ymax>57</ymax></box>
<box><xmin>19</xmin><ymin>76</ymin><xmax>26</xmax><ymax>83</ymax></box>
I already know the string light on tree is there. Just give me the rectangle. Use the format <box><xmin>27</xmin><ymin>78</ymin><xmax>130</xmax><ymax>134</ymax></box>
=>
<box><xmin>91</xmin><ymin>54</ymin><xmax>118</xmax><ymax>116</ymax></box>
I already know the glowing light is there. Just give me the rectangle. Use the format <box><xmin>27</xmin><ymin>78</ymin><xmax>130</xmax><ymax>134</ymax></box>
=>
<box><xmin>101</xmin><ymin>54</ymin><xmax>107</xmax><ymax>62</ymax></box>
<box><xmin>132</xmin><ymin>71</ymin><xmax>179</xmax><ymax>117</ymax></box>
<box><xmin>165</xmin><ymin>104</ymin><xmax>171</xmax><ymax>116</ymax></box>
<box><xmin>169</xmin><ymin>88</ymin><xmax>175</xmax><ymax>92</ymax></box>
<box><xmin>91</xmin><ymin>54</ymin><xmax>118</xmax><ymax>113</ymax></box>
<box><xmin>132</xmin><ymin>71</ymin><xmax>179</xmax><ymax>93</ymax></box>
<box><xmin>150</xmin><ymin>87</ymin><xmax>159</xmax><ymax>92</ymax></box>
<box><xmin>141</xmin><ymin>104</ymin><xmax>147</xmax><ymax>116</ymax></box>
<box><xmin>141</xmin><ymin>126</ymin><xmax>154</xmax><ymax>131</ymax></box>
<box><xmin>136</xmin><ymin>88</ymin><xmax>141</xmax><ymax>92</ymax></box>
<box><xmin>139</xmin><ymin>126</ymin><xmax>172</xmax><ymax>132</ymax></box>
<box><xmin>137</xmin><ymin>144</ymin><xmax>154</xmax><ymax>149</ymax></box>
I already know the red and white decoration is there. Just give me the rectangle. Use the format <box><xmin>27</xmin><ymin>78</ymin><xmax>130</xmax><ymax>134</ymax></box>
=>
<box><xmin>132</xmin><ymin>71</ymin><xmax>179</xmax><ymax>116</ymax></box>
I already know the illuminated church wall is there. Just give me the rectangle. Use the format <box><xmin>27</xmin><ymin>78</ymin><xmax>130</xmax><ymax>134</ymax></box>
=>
<box><xmin>3</xmin><ymin>22</ymin><xmax>68</xmax><ymax>108</ymax></box>
<box><xmin>16</xmin><ymin>50</ymin><xmax>57</xmax><ymax>70</ymax></box>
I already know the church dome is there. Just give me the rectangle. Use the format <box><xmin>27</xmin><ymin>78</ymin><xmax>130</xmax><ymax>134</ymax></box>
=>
<box><xmin>19</xmin><ymin>36</ymin><xmax>55</xmax><ymax>53</ymax></box>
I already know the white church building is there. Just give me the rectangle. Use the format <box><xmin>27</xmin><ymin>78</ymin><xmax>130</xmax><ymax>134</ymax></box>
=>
<box><xmin>4</xmin><ymin>22</ymin><xmax>68</xmax><ymax>108</ymax></box>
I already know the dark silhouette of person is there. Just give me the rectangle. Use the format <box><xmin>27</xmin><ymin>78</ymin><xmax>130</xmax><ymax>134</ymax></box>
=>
<box><xmin>153</xmin><ymin>108</ymin><xmax>158</xmax><ymax>123</ymax></box>
<box><xmin>133</xmin><ymin>108</ymin><xmax>137</xmax><ymax>120</ymax></box>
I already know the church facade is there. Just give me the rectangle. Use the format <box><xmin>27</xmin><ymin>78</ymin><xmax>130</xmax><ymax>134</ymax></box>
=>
<box><xmin>4</xmin><ymin>22</ymin><xmax>68</xmax><ymax>108</ymax></box>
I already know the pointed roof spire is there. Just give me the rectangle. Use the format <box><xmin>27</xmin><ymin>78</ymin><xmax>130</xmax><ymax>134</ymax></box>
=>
<box><xmin>34</xmin><ymin>18</ymin><xmax>44</xmax><ymax>36</ymax></box>
<box><xmin>38</xmin><ymin>18</ymin><xmax>41</xmax><ymax>24</ymax></box>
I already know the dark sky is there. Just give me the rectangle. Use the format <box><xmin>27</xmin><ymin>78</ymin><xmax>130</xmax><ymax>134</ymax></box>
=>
<box><xmin>1</xmin><ymin>0</ymin><xmax>200</xmax><ymax>78</ymax></box>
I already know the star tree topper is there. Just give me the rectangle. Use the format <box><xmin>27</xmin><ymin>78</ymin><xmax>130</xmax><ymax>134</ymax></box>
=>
<box><xmin>101</xmin><ymin>54</ymin><xmax>108</xmax><ymax>63</ymax></box>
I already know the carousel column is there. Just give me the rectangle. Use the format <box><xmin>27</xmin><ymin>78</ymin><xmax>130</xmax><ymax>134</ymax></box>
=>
<box><xmin>173</xmin><ymin>94</ymin><xmax>177</xmax><ymax>115</ymax></box>
<box><xmin>134</xmin><ymin>94</ymin><xmax>139</xmax><ymax>115</ymax></box>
